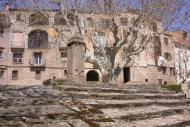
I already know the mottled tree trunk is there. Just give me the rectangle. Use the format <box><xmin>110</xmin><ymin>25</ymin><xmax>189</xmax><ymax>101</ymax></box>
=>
<box><xmin>105</xmin><ymin>50</ymin><xmax>117</xmax><ymax>84</ymax></box>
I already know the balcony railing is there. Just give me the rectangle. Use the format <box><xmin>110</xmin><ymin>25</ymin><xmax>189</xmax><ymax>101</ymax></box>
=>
<box><xmin>29</xmin><ymin>59</ymin><xmax>46</xmax><ymax>67</ymax></box>
<box><xmin>11</xmin><ymin>41</ymin><xmax>25</xmax><ymax>48</ymax></box>
<box><xmin>13</xmin><ymin>58</ymin><xmax>23</xmax><ymax>64</ymax></box>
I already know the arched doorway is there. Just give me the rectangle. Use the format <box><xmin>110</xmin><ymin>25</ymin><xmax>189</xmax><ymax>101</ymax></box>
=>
<box><xmin>86</xmin><ymin>70</ymin><xmax>99</xmax><ymax>82</ymax></box>
<box><xmin>28</xmin><ymin>29</ymin><xmax>48</xmax><ymax>48</ymax></box>
<box><xmin>123</xmin><ymin>67</ymin><xmax>130</xmax><ymax>83</ymax></box>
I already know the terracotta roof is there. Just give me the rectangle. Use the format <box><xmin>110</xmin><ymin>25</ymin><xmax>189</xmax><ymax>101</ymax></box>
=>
<box><xmin>175</xmin><ymin>39</ymin><xmax>190</xmax><ymax>49</ymax></box>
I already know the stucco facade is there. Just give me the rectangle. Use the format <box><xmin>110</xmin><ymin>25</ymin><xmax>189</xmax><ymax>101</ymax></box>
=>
<box><xmin>114</xmin><ymin>31</ymin><xmax>176</xmax><ymax>85</ymax></box>
<box><xmin>0</xmin><ymin>28</ymin><xmax>10</xmax><ymax>85</ymax></box>
<box><xmin>0</xmin><ymin>5</ymin><xmax>179</xmax><ymax>85</ymax></box>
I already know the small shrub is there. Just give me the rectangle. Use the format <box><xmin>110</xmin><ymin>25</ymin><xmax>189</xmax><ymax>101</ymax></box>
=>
<box><xmin>52</xmin><ymin>80</ymin><xmax>60</xmax><ymax>89</ymax></box>
<box><xmin>43</xmin><ymin>79</ymin><xmax>51</xmax><ymax>86</ymax></box>
<box><xmin>161</xmin><ymin>84</ymin><xmax>181</xmax><ymax>93</ymax></box>
<box><xmin>56</xmin><ymin>78</ymin><xmax>67</xmax><ymax>82</ymax></box>
<box><xmin>51</xmin><ymin>80</ymin><xmax>58</xmax><ymax>86</ymax></box>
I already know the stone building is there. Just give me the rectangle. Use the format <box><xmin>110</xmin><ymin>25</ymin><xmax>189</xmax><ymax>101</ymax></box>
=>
<box><xmin>171</xmin><ymin>31</ymin><xmax>190</xmax><ymax>96</ymax></box>
<box><xmin>172</xmin><ymin>31</ymin><xmax>190</xmax><ymax>84</ymax></box>
<box><xmin>0</xmin><ymin>1</ymin><xmax>178</xmax><ymax>85</ymax></box>
<box><xmin>121</xmin><ymin>32</ymin><xmax>176</xmax><ymax>85</ymax></box>
<box><xmin>0</xmin><ymin>3</ymin><xmax>67</xmax><ymax>85</ymax></box>
<box><xmin>0</xmin><ymin>18</ymin><xmax>10</xmax><ymax>85</ymax></box>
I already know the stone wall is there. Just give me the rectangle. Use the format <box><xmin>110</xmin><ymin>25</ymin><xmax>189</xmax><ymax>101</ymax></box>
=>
<box><xmin>0</xmin><ymin>9</ymin><xmax>179</xmax><ymax>85</ymax></box>
<box><xmin>0</xmin><ymin>29</ymin><xmax>10</xmax><ymax>85</ymax></box>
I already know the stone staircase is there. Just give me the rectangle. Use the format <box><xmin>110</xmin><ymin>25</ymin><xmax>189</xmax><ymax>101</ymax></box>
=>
<box><xmin>0</xmin><ymin>83</ymin><xmax>190</xmax><ymax>127</ymax></box>
<box><xmin>61</xmin><ymin>83</ymin><xmax>190</xmax><ymax>127</ymax></box>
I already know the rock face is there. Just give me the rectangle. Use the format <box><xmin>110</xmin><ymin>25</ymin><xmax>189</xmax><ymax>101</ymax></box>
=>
<box><xmin>0</xmin><ymin>84</ymin><xmax>190</xmax><ymax>127</ymax></box>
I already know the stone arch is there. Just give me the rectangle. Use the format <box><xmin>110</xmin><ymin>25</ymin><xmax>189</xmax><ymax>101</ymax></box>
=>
<box><xmin>28</xmin><ymin>29</ymin><xmax>48</xmax><ymax>48</ymax></box>
<box><xmin>86</xmin><ymin>70</ymin><xmax>99</xmax><ymax>82</ymax></box>
<box><xmin>29</xmin><ymin>12</ymin><xmax>49</xmax><ymax>25</ymax></box>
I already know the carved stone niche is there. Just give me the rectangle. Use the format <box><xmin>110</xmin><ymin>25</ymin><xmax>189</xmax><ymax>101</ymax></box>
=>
<box><xmin>67</xmin><ymin>35</ymin><xmax>86</xmax><ymax>83</ymax></box>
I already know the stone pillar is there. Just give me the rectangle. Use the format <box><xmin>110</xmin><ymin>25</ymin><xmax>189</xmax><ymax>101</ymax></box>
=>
<box><xmin>67</xmin><ymin>35</ymin><xmax>86</xmax><ymax>83</ymax></box>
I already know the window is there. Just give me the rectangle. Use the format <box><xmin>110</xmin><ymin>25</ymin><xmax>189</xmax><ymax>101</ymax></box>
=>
<box><xmin>145</xmin><ymin>79</ymin><xmax>148</xmax><ymax>82</ymax></box>
<box><xmin>0</xmin><ymin>50</ymin><xmax>2</xmax><ymax>58</ymax></box>
<box><xmin>0</xmin><ymin>69</ymin><xmax>4</xmax><ymax>78</ymax></box>
<box><xmin>60</xmin><ymin>47</ymin><xmax>67</xmax><ymax>58</ymax></box>
<box><xmin>54</xmin><ymin>12</ymin><xmax>66</xmax><ymax>25</ymax></box>
<box><xmin>170</xmin><ymin>67</ymin><xmax>175</xmax><ymax>76</ymax></box>
<box><xmin>12</xmin><ymin>70</ymin><xmax>18</xmax><ymax>80</ymax></box>
<box><xmin>151</xmin><ymin>22</ymin><xmax>157</xmax><ymax>32</ymax></box>
<box><xmin>186</xmin><ymin>55</ymin><xmax>189</xmax><ymax>62</ymax></box>
<box><xmin>158</xmin><ymin>79</ymin><xmax>162</xmax><ymax>85</ymax></box>
<box><xmin>164</xmin><ymin>81</ymin><xmax>167</xmax><ymax>85</ymax></box>
<box><xmin>154</xmin><ymin>36</ymin><xmax>161</xmax><ymax>57</ymax></box>
<box><xmin>164</xmin><ymin>52</ymin><xmax>172</xmax><ymax>61</ymax></box>
<box><xmin>120</xmin><ymin>17</ymin><xmax>128</xmax><ymax>26</ymax></box>
<box><xmin>97</xmin><ymin>31</ymin><xmax>105</xmax><ymax>36</ymax></box>
<box><xmin>170</xmin><ymin>67</ymin><xmax>176</xmax><ymax>76</ymax></box>
<box><xmin>28</xmin><ymin>29</ymin><xmax>48</xmax><ymax>48</ymax></box>
<box><xmin>13</xmin><ymin>52</ymin><xmax>23</xmax><ymax>64</ymax></box>
<box><xmin>67</xmin><ymin>13</ymin><xmax>75</xmax><ymax>26</ymax></box>
<box><xmin>29</xmin><ymin>12</ymin><xmax>49</xmax><ymax>25</ymax></box>
<box><xmin>87</xmin><ymin>18</ymin><xmax>94</xmax><ymax>27</ymax></box>
<box><xmin>164</xmin><ymin>38</ymin><xmax>168</xmax><ymax>45</ymax></box>
<box><xmin>33</xmin><ymin>52</ymin><xmax>42</xmax><ymax>65</ymax></box>
<box><xmin>0</xmin><ymin>30</ymin><xmax>4</xmax><ymax>37</ymax></box>
<box><xmin>123</xmin><ymin>30</ymin><xmax>128</xmax><ymax>36</ymax></box>
<box><xmin>13</xmin><ymin>32</ymin><xmax>23</xmax><ymax>47</ymax></box>
<box><xmin>133</xmin><ymin>30</ymin><xmax>137</xmax><ymax>37</ymax></box>
<box><xmin>61</xmin><ymin>52</ymin><xmax>67</xmax><ymax>58</ymax></box>
<box><xmin>101</xmin><ymin>19</ymin><xmax>111</xmax><ymax>29</ymax></box>
<box><xmin>64</xmin><ymin>70</ymin><xmax>67</xmax><ymax>76</ymax></box>
<box><xmin>35</xmin><ymin>70</ymin><xmax>41</xmax><ymax>80</ymax></box>
<box><xmin>162</xmin><ymin>67</ymin><xmax>167</xmax><ymax>75</ymax></box>
<box><xmin>16</xmin><ymin>14</ymin><xmax>22</xmax><ymax>21</ymax></box>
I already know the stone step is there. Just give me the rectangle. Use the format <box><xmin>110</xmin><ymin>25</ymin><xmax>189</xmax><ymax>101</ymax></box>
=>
<box><xmin>100</xmin><ymin>105</ymin><xmax>188</xmax><ymax>121</ymax></box>
<box><xmin>0</xmin><ymin>105</ymin><xmax>76</xmax><ymax>118</ymax></box>
<box><xmin>62</xmin><ymin>82</ymin><xmax>163</xmax><ymax>89</ymax></box>
<box><xmin>61</xmin><ymin>83</ymin><xmax>172</xmax><ymax>91</ymax></box>
<box><xmin>79</xmin><ymin>99</ymin><xmax>190</xmax><ymax>109</ymax></box>
<box><xmin>63</xmin><ymin>86</ymin><xmax>176</xmax><ymax>94</ymax></box>
<box><xmin>98</xmin><ymin>114</ymin><xmax>190</xmax><ymax>127</ymax></box>
<box><xmin>67</xmin><ymin>91</ymin><xmax>185</xmax><ymax>100</ymax></box>
<box><xmin>126</xmin><ymin>114</ymin><xmax>190</xmax><ymax>127</ymax></box>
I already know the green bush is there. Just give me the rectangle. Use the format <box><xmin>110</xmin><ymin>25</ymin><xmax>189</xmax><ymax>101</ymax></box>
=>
<box><xmin>161</xmin><ymin>84</ymin><xmax>181</xmax><ymax>93</ymax></box>
<box><xmin>43</xmin><ymin>79</ymin><xmax>66</xmax><ymax>87</ymax></box>
<box><xmin>43</xmin><ymin>79</ymin><xmax>51</xmax><ymax>86</ymax></box>
<box><xmin>56</xmin><ymin>78</ymin><xmax>67</xmax><ymax>83</ymax></box>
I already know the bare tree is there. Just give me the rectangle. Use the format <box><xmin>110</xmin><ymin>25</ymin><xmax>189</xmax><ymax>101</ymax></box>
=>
<box><xmin>0</xmin><ymin>13</ymin><xmax>10</xmax><ymax>31</ymax></box>
<box><xmin>5</xmin><ymin>0</ymin><xmax>189</xmax><ymax>83</ymax></box>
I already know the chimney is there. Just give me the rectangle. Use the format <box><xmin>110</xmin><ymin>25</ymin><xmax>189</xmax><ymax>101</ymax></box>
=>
<box><xmin>182</xmin><ymin>31</ymin><xmax>187</xmax><ymax>40</ymax></box>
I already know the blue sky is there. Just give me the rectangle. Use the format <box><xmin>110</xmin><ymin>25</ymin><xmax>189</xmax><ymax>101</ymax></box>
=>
<box><xmin>0</xmin><ymin>0</ymin><xmax>60</xmax><ymax>11</ymax></box>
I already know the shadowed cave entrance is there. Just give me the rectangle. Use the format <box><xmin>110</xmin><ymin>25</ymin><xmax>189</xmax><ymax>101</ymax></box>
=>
<box><xmin>86</xmin><ymin>70</ymin><xmax>99</xmax><ymax>82</ymax></box>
